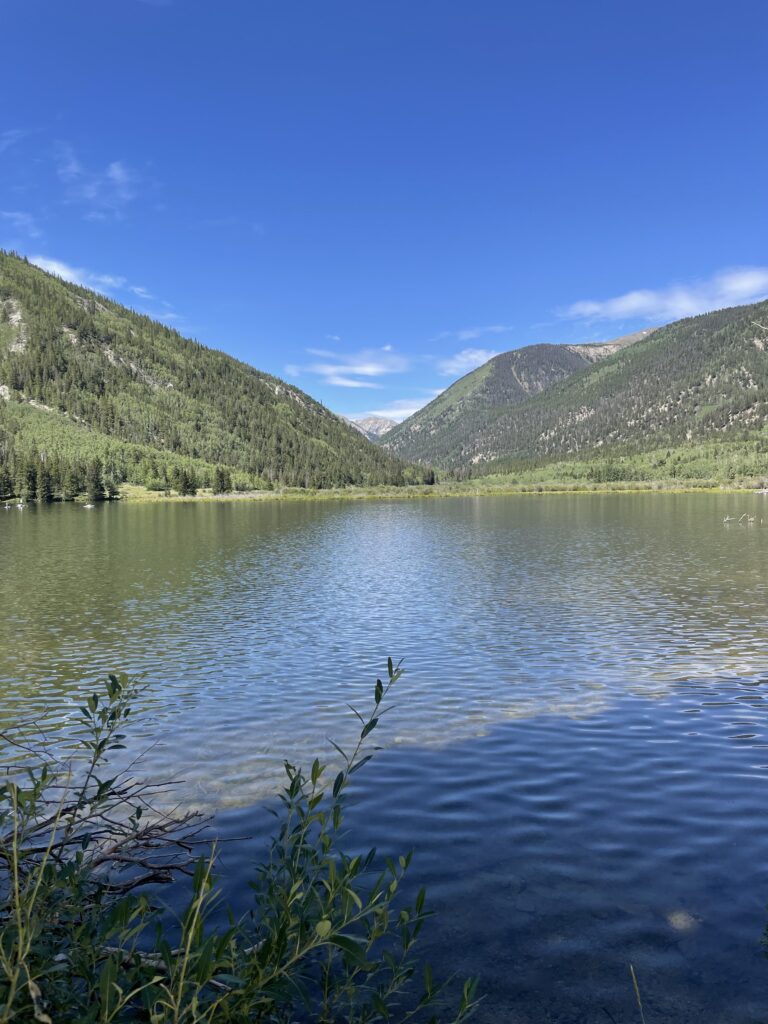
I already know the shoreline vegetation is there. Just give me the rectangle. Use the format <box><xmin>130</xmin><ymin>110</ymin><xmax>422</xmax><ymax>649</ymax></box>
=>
<box><xmin>4</xmin><ymin>439</ymin><xmax>768</xmax><ymax>506</ymax></box>
<box><xmin>116</xmin><ymin>476</ymin><xmax>768</xmax><ymax>504</ymax></box>
<box><xmin>117</xmin><ymin>473</ymin><xmax>768</xmax><ymax>501</ymax></box>
<box><xmin>6</xmin><ymin>474</ymin><xmax>768</xmax><ymax>509</ymax></box>
<box><xmin>0</xmin><ymin>665</ymin><xmax>478</xmax><ymax>1023</ymax></box>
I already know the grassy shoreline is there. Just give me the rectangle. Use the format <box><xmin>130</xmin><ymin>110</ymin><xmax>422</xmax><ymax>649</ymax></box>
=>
<box><xmin>117</xmin><ymin>477</ymin><xmax>768</xmax><ymax>505</ymax></box>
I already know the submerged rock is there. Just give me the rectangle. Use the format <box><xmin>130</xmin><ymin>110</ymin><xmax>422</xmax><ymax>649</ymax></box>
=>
<box><xmin>666</xmin><ymin>909</ymin><xmax>699</xmax><ymax>932</ymax></box>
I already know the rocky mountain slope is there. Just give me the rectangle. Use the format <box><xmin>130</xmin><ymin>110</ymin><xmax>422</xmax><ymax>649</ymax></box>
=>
<box><xmin>382</xmin><ymin>330</ymin><xmax>651</xmax><ymax>465</ymax></box>
<box><xmin>349</xmin><ymin>415</ymin><xmax>397</xmax><ymax>440</ymax></box>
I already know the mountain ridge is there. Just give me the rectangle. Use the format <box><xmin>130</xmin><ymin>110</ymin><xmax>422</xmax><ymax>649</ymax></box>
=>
<box><xmin>0</xmin><ymin>251</ymin><xmax>428</xmax><ymax>497</ymax></box>
<box><xmin>382</xmin><ymin>329</ymin><xmax>652</xmax><ymax>464</ymax></box>
<box><xmin>383</xmin><ymin>305</ymin><xmax>768</xmax><ymax>471</ymax></box>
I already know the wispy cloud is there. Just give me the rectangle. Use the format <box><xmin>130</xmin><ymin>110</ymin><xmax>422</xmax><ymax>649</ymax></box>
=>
<box><xmin>55</xmin><ymin>144</ymin><xmax>140</xmax><ymax>220</ymax></box>
<box><xmin>298</xmin><ymin>346</ymin><xmax>410</xmax><ymax>389</ymax></box>
<box><xmin>437</xmin><ymin>347</ymin><xmax>499</xmax><ymax>377</ymax></box>
<box><xmin>352</xmin><ymin>391</ymin><xmax>443</xmax><ymax>423</ymax></box>
<box><xmin>0</xmin><ymin>129</ymin><xmax>26</xmax><ymax>154</ymax></box>
<box><xmin>0</xmin><ymin>210</ymin><xmax>42</xmax><ymax>239</ymax></box>
<box><xmin>30</xmin><ymin>256</ymin><xmax>123</xmax><ymax>290</ymax></box>
<box><xmin>456</xmin><ymin>323</ymin><xmax>512</xmax><ymax>342</ymax></box>
<box><xmin>29</xmin><ymin>255</ymin><xmax>178</xmax><ymax>323</ymax></box>
<box><xmin>323</xmin><ymin>375</ymin><xmax>381</xmax><ymax>389</ymax></box>
<box><xmin>435</xmin><ymin>323</ymin><xmax>513</xmax><ymax>343</ymax></box>
<box><xmin>564</xmin><ymin>267</ymin><xmax>768</xmax><ymax>323</ymax></box>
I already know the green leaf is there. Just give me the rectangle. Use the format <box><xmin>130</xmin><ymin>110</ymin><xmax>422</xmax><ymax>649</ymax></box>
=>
<box><xmin>361</xmin><ymin>717</ymin><xmax>379</xmax><ymax>739</ymax></box>
<box><xmin>345</xmin><ymin>886</ymin><xmax>363</xmax><ymax>910</ymax></box>
<box><xmin>329</xmin><ymin>934</ymin><xmax>368</xmax><ymax>964</ymax></box>
<box><xmin>349</xmin><ymin>754</ymin><xmax>373</xmax><ymax>774</ymax></box>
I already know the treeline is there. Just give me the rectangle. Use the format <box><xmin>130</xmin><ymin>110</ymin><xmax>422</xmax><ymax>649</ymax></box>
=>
<box><xmin>0</xmin><ymin>400</ymin><xmax>257</xmax><ymax>501</ymax></box>
<box><xmin>0</xmin><ymin>453</ymin><xmax>238</xmax><ymax>503</ymax></box>
<box><xmin>467</xmin><ymin>438</ymin><xmax>768</xmax><ymax>487</ymax></box>
<box><xmin>0</xmin><ymin>250</ymin><xmax>432</xmax><ymax>491</ymax></box>
<box><xmin>0</xmin><ymin>440</ymin><xmax>238</xmax><ymax>503</ymax></box>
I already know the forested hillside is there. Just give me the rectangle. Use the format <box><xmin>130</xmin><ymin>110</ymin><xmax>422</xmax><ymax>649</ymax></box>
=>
<box><xmin>0</xmin><ymin>251</ymin><xmax>427</xmax><ymax>499</ymax></box>
<box><xmin>465</xmin><ymin>301</ymin><xmax>768</xmax><ymax>473</ymax></box>
<box><xmin>382</xmin><ymin>330</ymin><xmax>649</xmax><ymax>464</ymax></box>
<box><xmin>381</xmin><ymin>304</ymin><xmax>768</xmax><ymax>471</ymax></box>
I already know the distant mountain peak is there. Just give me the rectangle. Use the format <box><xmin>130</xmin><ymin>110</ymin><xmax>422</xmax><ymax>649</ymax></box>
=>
<box><xmin>345</xmin><ymin>415</ymin><xmax>397</xmax><ymax>441</ymax></box>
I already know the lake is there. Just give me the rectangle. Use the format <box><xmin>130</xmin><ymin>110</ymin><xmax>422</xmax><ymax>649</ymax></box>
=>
<box><xmin>2</xmin><ymin>492</ymin><xmax>768</xmax><ymax>1021</ymax></box>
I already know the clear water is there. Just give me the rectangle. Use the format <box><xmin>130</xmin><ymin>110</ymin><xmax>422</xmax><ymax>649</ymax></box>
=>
<box><xmin>2</xmin><ymin>493</ymin><xmax>768</xmax><ymax>1021</ymax></box>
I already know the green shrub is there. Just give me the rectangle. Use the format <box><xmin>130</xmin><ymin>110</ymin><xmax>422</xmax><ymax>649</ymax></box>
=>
<box><xmin>0</xmin><ymin>666</ymin><xmax>477</xmax><ymax>1023</ymax></box>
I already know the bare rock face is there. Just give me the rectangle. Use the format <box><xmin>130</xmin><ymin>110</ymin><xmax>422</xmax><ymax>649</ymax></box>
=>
<box><xmin>566</xmin><ymin>328</ymin><xmax>656</xmax><ymax>362</ymax></box>
<box><xmin>348</xmin><ymin>416</ymin><xmax>397</xmax><ymax>441</ymax></box>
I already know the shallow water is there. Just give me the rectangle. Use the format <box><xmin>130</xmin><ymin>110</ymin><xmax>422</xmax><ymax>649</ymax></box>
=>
<box><xmin>2</xmin><ymin>493</ymin><xmax>768</xmax><ymax>1020</ymax></box>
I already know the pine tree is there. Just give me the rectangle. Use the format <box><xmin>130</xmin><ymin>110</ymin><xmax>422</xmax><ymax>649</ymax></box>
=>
<box><xmin>16</xmin><ymin>458</ymin><xmax>37</xmax><ymax>503</ymax></box>
<box><xmin>85</xmin><ymin>459</ymin><xmax>105</xmax><ymax>502</ymax></box>
<box><xmin>62</xmin><ymin>465</ymin><xmax>81</xmax><ymax>500</ymax></box>
<box><xmin>212</xmin><ymin>465</ymin><xmax>232</xmax><ymax>493</ymax></box>
<box><xmin>36</xmin><ymin>462</ymin><xmax>54</xmax><ymax>503</ymax></box>
<box><xmin>103</xmin><ymin>470</ymin><xmax>121</xmax><ymax>500</ymax></box>
<box><xmin>0</xmin><ymin>465</ymin><xmax>12</xmax><ymax>500</ymax></box>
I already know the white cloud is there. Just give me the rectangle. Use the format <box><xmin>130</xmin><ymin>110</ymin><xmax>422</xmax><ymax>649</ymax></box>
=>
<box><xmin>30</xmin><ymin>256</ymin><xmax>110</xmax><ymax>288</ymax></box>
<box><xmin>564</xmin><ymin>267</ymin><xmax>768</xmax><ymax>323</ymax></box>
<box><xmin>55</xmin><ymin>145</ymin><xmax>139</xmax><ymax>220</ymax></box>
<box><xmin>29</xmin><ymin>255</ymin><xmax>178</xmax><ymax>322</ymax></box>
<box><xmin>0</xmin><ymin>129</ymin><xmax>25</xmax><ymax>154</ymax></box>
<box><xmin>434</xmin><ymin>324</ymin><xmax>512</xmax><ymax>343</ymax></box>
<box><xmin>437</xmin><ymin>347</ymin><xmax>499</xmax><ymax>377</ymax></box>
<box><xmin>352</xmin><ymin>391</ymin><xmax>443</xmax><ymax>423</ymax></box>
<box><xmin>456</xmin><ymin>323</ymin><xmax>513</xmax><ymax>342</ymax></box>
<box><xmin>324</xmin><ymin>375</ymin><xmax>381</xmax><ymax>389</ymax></box>
<box><xmin>0</xmin><ymin>210</ymin><xmax>41</xmax><ymax>239</ymax></box>
<box><xmin>302</xmin><ymin>346</ymin><xmax>410</xmax><ymax>389</ymax></box>
<box><xmin>312</xmin><ymin>359</ymin><xmax>405</xmax><ymax>378</ymax></box>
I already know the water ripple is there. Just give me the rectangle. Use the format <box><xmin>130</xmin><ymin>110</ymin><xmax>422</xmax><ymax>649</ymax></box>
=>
<box><xmin>2</xmin><ymin>493</ymin><xmax>768</xmax><ymax>1021</ymax></box>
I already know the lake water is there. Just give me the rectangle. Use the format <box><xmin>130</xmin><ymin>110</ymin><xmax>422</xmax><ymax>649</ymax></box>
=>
<box><xmin>2</xmin><ymin>493</ymin><xmax>768</xmax><ymax>1021</ymax></box>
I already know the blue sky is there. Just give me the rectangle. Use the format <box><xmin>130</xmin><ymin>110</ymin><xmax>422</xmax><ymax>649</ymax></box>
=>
<box><xmin>2</xmin><ymin>1</ymin><xmax>767</xmax><ymax>421</ymax></box>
